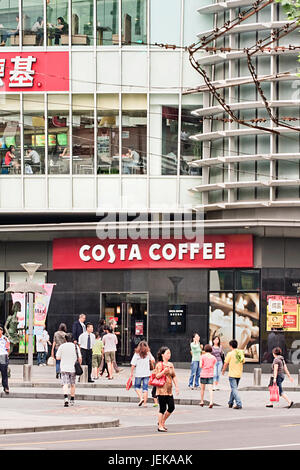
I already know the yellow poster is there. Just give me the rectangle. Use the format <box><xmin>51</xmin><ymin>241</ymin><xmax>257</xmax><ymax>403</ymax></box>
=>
<box><xmin>267</xmin><ymin>306</ymin><xmax>284</xmax><ymax>331</ymax></box>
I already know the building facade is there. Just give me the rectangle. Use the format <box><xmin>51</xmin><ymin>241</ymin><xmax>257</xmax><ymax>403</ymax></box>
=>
<box><xmin>2</xmin><ymin>0</ymin><xmax>300</xmax><ymax>366</ymax></box>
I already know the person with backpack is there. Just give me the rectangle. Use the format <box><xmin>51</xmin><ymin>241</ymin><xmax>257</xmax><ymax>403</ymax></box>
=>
<box><xmin>266</xmin><ymin>347</ymin><xmax>294</xmax><ymax>408</ymax></box>
<box><xmin>222</xmin><ymin>339</ymin><xmax>245</xmax><ymax>409</ymax></box>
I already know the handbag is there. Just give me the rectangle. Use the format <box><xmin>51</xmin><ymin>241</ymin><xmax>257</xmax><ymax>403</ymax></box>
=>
<box><xmin>269</xmin><ymin>383</ymin><xmax>280</xmax><ymax>402</ymax></box>
<box><xmin>47</xmin><ymin>356</ymin><xmax>55</xmax><ymax>366</ymax></box>
<box><xmin>74</xmin><ymin>344</ymin><xmax>83</xmax><ymax>376</ymax></box>
<box><xmin>149</xmin><ymin>362</ymin><xmax>167</xmax><ymax>387</ymax></box>
<box><xmin>126</xmin><ymin>377</ymin><xmax>132</xmax><ymax>390</ymax></box>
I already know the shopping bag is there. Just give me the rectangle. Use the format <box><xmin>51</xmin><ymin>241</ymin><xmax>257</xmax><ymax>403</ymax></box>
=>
<box><xmin>269</xmin><ymin>384</ymin><xmax>279</xmax><ymax>402</ymax></box>
<box><xmin>47</xmin><ymin>356</ymin><xmax>55</xmax><ymax>366</ymax></box>
<box><xmin>126</xmin><ymin>377</ymin><xmax>132</xmax><ymax>390</ymax></box>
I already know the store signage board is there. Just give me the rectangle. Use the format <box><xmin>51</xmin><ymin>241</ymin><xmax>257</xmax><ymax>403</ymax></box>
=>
<box><xmin>53</xmin><ymin>234</ymin><xmax>253</xmax><ymax>270</ymax></box>
<box><xmin>168</xmin><ymin>305</ymin><xmax>187</xmax><ymax>333</ymax></box>
<box><xmin>0</xmin><ymin>52</ymin><xmax>69</xmax><ymax>92</ymax></box>
<box><xmin>267</xmin><ymin>295</ymin><xmax>300</xmax><ymax>331</ymax></box>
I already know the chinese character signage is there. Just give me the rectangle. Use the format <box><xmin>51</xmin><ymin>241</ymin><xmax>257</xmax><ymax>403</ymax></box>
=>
<box><xmin>168</xmin><ymin>305</ymin><xmax>186</xmax><ymax>333</ymax></box>
<box><xmin>0</xmin><ymin>52</ymin><xmax>69</xmax><ymax>92</ymax></box>
<box><xmin>267</xmin><ymin>295</ymin><xmax>299</xmax><ymax>332</ymax></box>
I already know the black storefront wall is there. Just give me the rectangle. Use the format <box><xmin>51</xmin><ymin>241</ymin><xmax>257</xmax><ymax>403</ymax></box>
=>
<box><xmin>46</xmin><ymin>269</ymin><xmax>208</xmax><ymax>363</ymax></box>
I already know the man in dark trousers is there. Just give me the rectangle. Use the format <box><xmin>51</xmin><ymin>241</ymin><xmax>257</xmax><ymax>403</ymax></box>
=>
<box><xmin>72</xmin><ymin>313</ymin><xmax>86</xmax><ymax>344</ymax></box>
<box><xmin>0</xmin><ymin>326</ymin><xmax>10</xmax><ymax>394</ymax></box>
<box><xmin>78</xmin><ymin>323</ymin><xmax>95</xmax><ymax>383</ymax></box>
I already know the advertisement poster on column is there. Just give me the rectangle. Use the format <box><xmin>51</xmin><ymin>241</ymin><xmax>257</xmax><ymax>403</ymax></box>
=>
<box><xmin>267</xmin><ymin>295</ymin><xmax>299</xmax><ymax>332</ymax></box>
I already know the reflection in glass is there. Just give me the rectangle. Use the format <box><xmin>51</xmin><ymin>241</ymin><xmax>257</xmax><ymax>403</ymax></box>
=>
<box><xmin>236</xmin><ymin>270</ymin><xmax>260</xmax><ymax>291</ymax></box>
<box><xmin>22</xmin><ymin>0</ymin><xmax>44</xmax><ymax>46</ymax></box>
<box><xmin>0</xmin><ymin>95</ymin><xmax>21</xmax><ymax>175</ymax></box>
<box><xmin>47</xmin><ymin>94</ymin><xmax>70</xmax><ymax>175</ymax></box>
<box><xmin>235</xmin><ymin>293</ymin><xmax>259</xmax><ymax>362</ymax></box>
<box><xmin>121</xmin><ymin>94</ymin><xmax>147</xmax><ymax>175</ymax></box>
<box><xmin>72</xmin><ymin>0</ymin><xmax>93</xmax><ymax>45</ymax></box>
<box><xmin>72</xmin><ymin>94</ymin><xmax>94</xmax><ymax>174</ymax></box>
<box><xmin>97</xmin><ymin>94</ymin><xmax>119</xmax><ymax>174</ymax></box>
<box><xmin>47</xmin><ymin>0</ymin><xmax>69</xmax><ymax>46</ymax></box>
<box><xmin>210</xmin><ymin>270</ymin><xmax>234</xmax><ymax>291</ymax></box>
<box><xmin>162</xmin><ymin>106</ymin><xmax>178</xmax><ymax>175</ymax></box>
<box><xmin>209</xmin><ymin>292</ymin><xmax>234</xmax><ymax>355</ymax></box>
<box><xmin>121</xmin><ymin>0</ymin><xmax>147</xmax><ymax>45</ymax></box>
<box><xmin>180</xmin><ymin>106</ymin><xmax>202</xmax><ymax>175</ymax></box>
<box><xmin>97</xmin><ymin>0</ymin><xmax>118</xmax><ymax>45</ymax></box>
<box><xmin>0</xmin><ymin>0</ymin><xmax>20</xmax><ymax>47</ymax></box>
<box><xmin>23</xmin><ymin>95</ymin><xmax>45</xmax><ymax>174</ymax></box>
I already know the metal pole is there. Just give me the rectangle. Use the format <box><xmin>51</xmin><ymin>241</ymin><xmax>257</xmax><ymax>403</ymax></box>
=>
<box><xmin>253</xmin><ymin>367</ymin><xmax>262</xmax><ymax>386</ymax></box>
<box><xmin>27</xmin><ymin>292</ymin><xmax>34</xmax><ymax>367</ymax></box>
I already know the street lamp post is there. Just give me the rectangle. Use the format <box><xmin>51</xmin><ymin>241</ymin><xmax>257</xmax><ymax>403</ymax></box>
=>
<box><xmin>5</xmin><ymin>262</ymin><xmax>47</xmax><ymax>381</ymax></box>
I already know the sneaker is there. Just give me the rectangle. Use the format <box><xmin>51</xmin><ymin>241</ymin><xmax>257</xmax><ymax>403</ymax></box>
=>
<box><xmin>70</xmin><ymin>399</ymin><xmax>75</xmax><ymax>406</ymax></box>
<box><xmin>233</xmin><ymin>405</ymin><xmax>242</xmax><ymax>409</ymax></box>
<box><xmin>228</xmin><ymin>403</ymin><xmax>233</xmax><ymax>408</ymax></box>
<box><xmin>188</xmin><ymin>386</ymin><xmax>194</xmax><ymax>390</ymax></box>
<box><xmin>4</xmin><ymin>388</ymin><xmax>9</xmax><ymax>394</ymax></box>
<box><xmin>153</xmin><ymin>403</ymin><xmax>158</xmax><ymax>407</ymax></box>
<box><xmin>64</xmin><ymin>400</ymin><xmax>69</xmax><ymax>407</ymax></box>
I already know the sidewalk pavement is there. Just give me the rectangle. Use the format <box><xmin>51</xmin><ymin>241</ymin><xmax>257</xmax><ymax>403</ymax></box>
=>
<box><xmin>1</xmin><ymin>364</ymin><xmax>300</xmax><ymax>435</ymax></box>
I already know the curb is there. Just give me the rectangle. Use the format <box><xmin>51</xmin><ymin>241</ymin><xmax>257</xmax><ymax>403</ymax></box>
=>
<box><xmin>0</xmin><ymin>391</ymin><xmax>219</xmax><ymax>407</ymax></box>
<box><xmin>0</xmin><ymin>418</ymin><xmax>120</xmax><ymax>435</ymax></box>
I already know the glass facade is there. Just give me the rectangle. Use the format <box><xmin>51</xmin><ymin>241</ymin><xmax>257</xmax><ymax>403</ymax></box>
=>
<box><xmin>47</xmin><ymin>94</ymin><xmax>70</xmax><ymax>175</ymax></box>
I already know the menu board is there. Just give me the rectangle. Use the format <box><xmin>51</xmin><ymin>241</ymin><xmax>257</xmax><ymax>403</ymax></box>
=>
<box><xmin>267</xmin><ymin>295</ymin><xmax>300</xmax><ymax>331</ymax></box>
<box><xmin>168</xmin><ymin>305</ymin><xmax>186</xmax><ymax>333</ymax></box>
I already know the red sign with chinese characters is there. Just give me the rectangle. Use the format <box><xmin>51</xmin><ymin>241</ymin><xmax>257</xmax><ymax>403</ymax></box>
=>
<box><xmin>52</xmin><ymin>234</ymin><xmax>253</xmax><ymax>270</ymax></box>
<box><xmin>0</xmin><ymin>52</ymin><xmax>69</xmax><ymax>91</ymax></box>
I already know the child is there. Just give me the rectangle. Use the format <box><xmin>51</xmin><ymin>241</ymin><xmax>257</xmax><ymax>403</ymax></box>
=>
<box><xmin>92</xmin><ymin>332</ymin><xmax>104</xmax><ymax>380</ymax></box>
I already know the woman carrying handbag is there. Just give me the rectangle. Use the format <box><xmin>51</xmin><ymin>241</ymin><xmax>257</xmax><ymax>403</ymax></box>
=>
<box><xmin>266</xmin><ymin>347</ymin><xmax>294</xmax><ymax>409</ymax></box>
<box><xmin>153</xmin><ymin>346</ymin><xmax>179</xmax><ymax>432</ymax></box>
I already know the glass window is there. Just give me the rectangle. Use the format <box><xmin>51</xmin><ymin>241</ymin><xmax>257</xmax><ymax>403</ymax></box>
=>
<box><xmin>0</xmin><ymin>95</ymin><xmax>21</xmax><ymax>175</ymax></box>
<box><xmin>121</xmin><ymin>94</ymin><xmax>147</xmax><ymax>175</ymax></box>
<box><xmin>72</xmin><ymin>0</ymin><xmax>93</xmax><ymax>46</ymax></box>
<box><xmin>0</xmin><ymin>0</ymin><xmax>19</xmax><ymax>47</ymax></box>
<box><xmin>23</xmin><ymin>95</ymin><xmax>45</xmax><ymax>175</ymax></box>
<box><xmin>180</xmin><ymin>105</ymin><xmax>202</xmax><ymax>176</ymax></box>
<box><xmin>47</xmin><ymin>94</ymin><xmax>70</xmax><ymax>175</ymax></box>
<box><xmin>97</xmin><ymin>0</ymin><xmax>119</xmax><ymax>46</ymax></box>
<box><xmin>121</xmin><ymin>0</ymin><xmax>147</xmax><ymax>45</ymax></box>
<box><xmin>150</xmin><ymin>0</ymin><xmax>180</xmax><ymax>46</ymax></box>
<box><xmin>72</xmin><ymin>94</ymin><xmax>94</xmax><ymax>175</ymax></box>
<box><xmin>162</xmin><ymin>105</ymin><xmax>178</xmax><ymax>175</ymax></box>
<box><xmin>47</xmin><ymin>0</ymin><xmax>69</xmax><ymax>46</ymax></box>
<box><xmin>6</xmin><ymin>271</ymin><xmax>46</xmax><ymax>286</ymax></box>
<box><xmin>235</xmin><ymin>293</ymin><xmax>260</xmax><ymax>362</ymax></box>
<box><xmin>210</xmin><ymin>270</ymin><xmax>234</xmax><ymax>291</ymax></box>
<box><xmin>22</xmin><ymin>0</ymin><xmax>44</xmax><ymax>46</ymax></box>
<box><xmin>209</xmin><ymin>292</ymin><xmax>234</xmax><ymax>355</ymax></box>
<box><xmin>97</xmin><ymin>94</ymin><xmax>119</xmax><ymax>174</ymax></box>
<box><xmin>236</xmin><ymin>270</ymin><xmax>260</xmax><ymax>291</ymax></box>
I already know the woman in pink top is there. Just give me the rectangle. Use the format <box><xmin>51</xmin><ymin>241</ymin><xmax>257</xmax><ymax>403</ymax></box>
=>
<box><xmin>199</xmin><ymin>344</ymin><xmax>217</xmax><ymax>408</ymax></box>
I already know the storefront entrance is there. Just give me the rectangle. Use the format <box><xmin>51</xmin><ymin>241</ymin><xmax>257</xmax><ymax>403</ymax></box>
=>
<box><xmin>100</xmin><ymin>292</ymin><xmax>148</xmax><ymax>362</ymax></box>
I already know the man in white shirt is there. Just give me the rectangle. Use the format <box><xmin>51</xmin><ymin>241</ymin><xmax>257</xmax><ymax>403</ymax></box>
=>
<box><xmin>78</xmin><ymin>323</ymin><xmax>95</xmax><ymax>383</ymax></box>
<box><xmin>0</xmin><ymin>326</ymin><xmax>10</xmax><ymax>394</ymax></box>
<box><xmin>56</xmin><ymin>333</ymin><xmax>82</xmax><ymax>407</ymax></box>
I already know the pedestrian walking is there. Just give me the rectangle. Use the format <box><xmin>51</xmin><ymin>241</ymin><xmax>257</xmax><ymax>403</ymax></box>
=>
<box><xmin>97</xmin><ymin>318</ymin><xmax>107</xmax><ymax>339</ymax></box>
<box><xmin>222</xmin><ymin>339</ymin><xmax>245</xmax><ymax>409</ymax></box>
<box><xmin>188</xmin><ymin>333</ymin><xmax>202</xmax><ymax>390</ymax></box>
<box><xmin>56</xmin><ymin>333</ymin><xmax>82</xmax><ymax>407</ymax></box>
<box><xmin>129</xmin><ymin>340</ymin><xmax>155</xmax><ymax>407</ymax></box>
<box><xmin>153</xmin><ymin>346</ymin><xmax>179</xmax><ymax>432</ymax></box>
<box><xmin>92</xmin><ymin>331</ymin><xmax>104</xmax><ymax>380</ymax></box>
<box><xmin>102</xmin><ymin>326</ymin><xmax>118</xmax><ymax>380</ymax></box>
<box><xmin>266</xmin><ymin>347</ymin><xmax>294</xmax><ymax>408</ymax></box>
<box><xmin>108</xmin><ymin>319</ymin><xmax>123</xmax><ymax>373</ymax></box>
<box><xmin>0</xmin><ymin>326</ymin><xmax>10</xmax><ymax>394</ymax></box>
<box><xmin>99</xmin><ymin>325</ymin><xmax>109</xmax><ymax>377</ymax></box>
<box><xmin>36</xmin><ymin>326</ymin><xmax>51</xmax><ymax>366</ymax></box>
<box><xmin>199</xmin><ymin>344</ymin><xmax>217</xmax><ymax>408</ymax></box>
<box><xmin>51</xmin><ymin>323</ymin><xmax>67</xmax><ymax>379</ymax></box>
<box><xmin>78</xmin><ymin>323</ymin><xmax>95</xmax><ymax>383</ymax></box>
<box><xmin>211</xmin><ymin>336</ymin><xmax>224</xmax><ymax>390</ymax></box>
<box><xmin>72</xmin><ymin>313</ymin><xmax>86</xmax><ymax>344</ymax></box>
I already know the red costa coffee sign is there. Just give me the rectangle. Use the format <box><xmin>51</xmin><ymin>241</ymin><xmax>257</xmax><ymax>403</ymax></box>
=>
<box><xmin>53</xmin><ymin>235</ymin><xmax>253</xmax><ymax>270</ymax></box>
<box><xmin>0</xmin><ymin>52</ymin><xmax>69</xmax><ymax>91</ymax></box>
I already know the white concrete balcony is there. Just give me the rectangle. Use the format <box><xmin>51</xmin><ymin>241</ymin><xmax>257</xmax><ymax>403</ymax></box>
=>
<box><xmin>191</xmin><ymin>126</ymin><xmax>297</xmax><ymax>142</ymax></box>
<box><xmin>198</xmin><ymin>0</ymin><xmax>257</xmax><ymax>15</ymax></box>
<box><xmin>190</xmin><ymin>153</ymin><xmax>300</xmax><ymax>167</ymax></box>
<box><xmin>190</xmin><ymin>179</ymin><xmax>300</xmax><ymax>194</ymax></box>
<box><xmin>198</xmin><ymin>21</ymin><xmax>294</xmax><ymax>40</ymax></box>
<box><xmin>194</xmin><ymin>200</ymin><xmax>300</xmax><ymax>212</ymax></box>
<box><xmin>197</xmin><ymin>48</ymin><xmax>298</xmax><ymax>66</ymax></box>
<box><xmin>192</xmin><ymin>100</ymin><xmax>300</xmax><ymax>117</ymax></box>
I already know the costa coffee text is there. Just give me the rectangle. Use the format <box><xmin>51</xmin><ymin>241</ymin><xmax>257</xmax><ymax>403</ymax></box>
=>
<box><xmin>79</xmin><ymin>242</ymin><xmax>226</xmax><ymax>264</ymax></box>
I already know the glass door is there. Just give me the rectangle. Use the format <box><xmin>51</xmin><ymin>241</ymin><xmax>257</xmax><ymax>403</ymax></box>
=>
<box><xmin>100</xmin><ymin>292</ymin><xmax>148</xmax><ymax>362</ymax></box>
